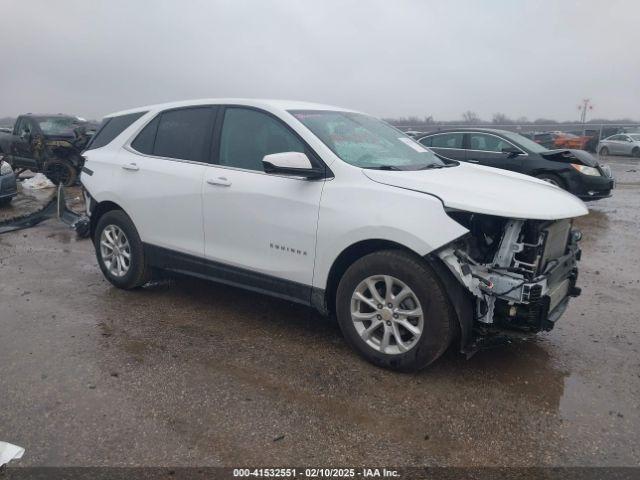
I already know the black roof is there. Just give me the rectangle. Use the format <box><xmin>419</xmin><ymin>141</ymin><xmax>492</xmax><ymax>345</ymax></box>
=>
<box><xmin>418</xmin><ymin>127</ymin><xmax>518</xmax><ymax>137</ymax></box>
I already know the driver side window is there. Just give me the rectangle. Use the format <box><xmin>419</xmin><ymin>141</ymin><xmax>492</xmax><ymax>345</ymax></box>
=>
<box><xmin>17</xmin><ymin>119</ymin><xmax>31</xmax><ymax>137</ymax></box>
<box><xmin>218</xmin><ymin>108</ymin><xmax>305</xmax><ymax>172</ymax></box>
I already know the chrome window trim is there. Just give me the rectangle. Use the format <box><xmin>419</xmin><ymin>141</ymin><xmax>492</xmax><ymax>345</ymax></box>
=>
<box><xmin>122</xmin><ymin>144</ymin><xmax>211</xmax><ymax>167</ymax></box>
<box><xmin>420</xmin><ymin>131</ymin><xmax>529</xmax><ymax>157</ymax></box>
<box><xmin>123</xmin><ymin>144</ymin><xmax>322</xmax><ymax>181</ymax></box>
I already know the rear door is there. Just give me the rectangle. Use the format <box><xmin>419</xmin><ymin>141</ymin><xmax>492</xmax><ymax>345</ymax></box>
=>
<box><xmin>418</xmin><ymin>132</ymin><xmax>466</xmax><ymax>162</ymax></box>
<box><xmin>606</xmin><ymin>135</ymin><xmax>626</xmax><ymax>154</ymax></box>
<box><xmin>465</xmin><ymin>132</ymin><xmax>523</xmax><ymax>172</ymax></box>
<box><xmin>114</xmin><ymin>106</ymin><xmax>216</xmax><ymax>256</ymax></box>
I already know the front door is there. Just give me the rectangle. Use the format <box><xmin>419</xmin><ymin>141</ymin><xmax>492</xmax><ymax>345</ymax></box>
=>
<box><xmin>202</xmin><ymin>107</ymin><xmax>325</xmax><ymax>301</ymax></box>
<box><xmin>11</xmin><ymin>118</ymin><xmax>37</xmax><ymax>169</ymax></box>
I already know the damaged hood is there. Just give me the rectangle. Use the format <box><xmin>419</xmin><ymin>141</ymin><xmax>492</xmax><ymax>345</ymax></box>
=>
<box><xmin>541</xmin><ymin>148</ymin><xmax>599</xmax><ymax>167</ymax></box>
<box><xmin>363</xmin><ymin>163</ymin><xmax>588</xmax><ymax>220</ymax></box>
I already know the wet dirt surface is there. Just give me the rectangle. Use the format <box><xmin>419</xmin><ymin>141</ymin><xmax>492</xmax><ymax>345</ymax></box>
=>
<box><xmin>0</xmin><ymin>158</ymin><xmax>638</xmax><ymax>467</ymax></box>
<box><xmin>0</xmin><ymin>183</ymin><xmax>55</xmax><ymax>224</ymax></box>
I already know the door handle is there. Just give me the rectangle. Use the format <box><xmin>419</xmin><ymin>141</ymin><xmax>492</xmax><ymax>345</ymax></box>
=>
<box><xmin>207</xmin><ymin>176</ymin><xmax>232</xmax><ymax>187</ymax></box>
<box><xmin>467</xmin><ymin>159</ymin><xmax>479</xmax><ymax>163</ymax></box>
<box><xmin>121</xmin><ymin>162</ymin><xmax>139</xmax><ymax>171</ymax></box>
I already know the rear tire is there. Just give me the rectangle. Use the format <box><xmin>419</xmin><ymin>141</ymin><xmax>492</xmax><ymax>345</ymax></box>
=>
<box><xmin>0</xmin><ymin>196</ymin><xmax>12</xmax><ymax>207</ymax></box>
<box><xmin>536</xmin><ymin>173</ymin><xmax>566</xmax><ymax>189</ymax></box>
<box><xmin>335</xmin><ymin>250</ymin><xmax>455</xmax><ymax>371</ymax></box>
<box><xmin>43</xmin><ymin>158</ymin><xmax>77</xmax><ymax>186</ymax></box>
<box><xmin>599</xmin><ymin>146</ymin><xmax>609</xmax><ymax>156</ymax></box>
<box><xmin>94</xmin><ymin>210</ymin><xmax>152</xmax><ymax>289</ymax></box>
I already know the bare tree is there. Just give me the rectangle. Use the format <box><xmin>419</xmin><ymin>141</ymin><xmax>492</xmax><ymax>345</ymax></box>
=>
<box><xmin>492</xmin><ymin>113</ymin><xmax>513</xmax><ymax>124</ymax></box>
<box><xmin>461</xmin><ymin>111</ymin><xmax>480</xmax><ymax>124</ymax></box>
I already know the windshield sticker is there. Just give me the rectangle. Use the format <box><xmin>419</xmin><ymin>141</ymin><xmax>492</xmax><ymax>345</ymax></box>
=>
<box><xmin>398</xmin><ymin>137</ymin><xmax>428</xmax><ymax>153</ymax></box>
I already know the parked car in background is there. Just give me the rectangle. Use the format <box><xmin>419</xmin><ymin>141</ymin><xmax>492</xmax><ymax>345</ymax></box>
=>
<box><xmin>80</xmin><ymin>99</ymin><xmax>587</xmax><ymax>371</ymax></box>
<box><xmin>418</xmin><ymin>128</ymin><xmax>614</xmax><ymax>200</ymax></box>
<box><xmin>598</xmin><ymin>133</ymin><xmax>640</xmax><ymax>157</ymax></box>
<box><xmin>0</xmin><ymin>156</ymin><xmax>18</xmax><ymax>206</ymax></box>
<box><xmin>0</xmin><ymin>114</ymin><xmax>93</xmax><ymax>186</ymax></box>
<box><xmin>523</xmin><ymin>132</ymin><xmax>556</xmax><ymax>149</ymax></box>
<box><xmin>552</xmin><ymin>132</ymin><xmax>591</xmax><ymax>150</ymax></box>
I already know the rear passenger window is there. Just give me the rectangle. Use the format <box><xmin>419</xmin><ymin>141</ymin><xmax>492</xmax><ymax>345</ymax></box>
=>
<box><xmin>152</xmin><ymin>108</ymin><xmax>214</xmax><ymax>162</ymax></box>
<box><xmin>218</xmin><ymin>108</ymin><xmax>305</xmax><ymax>172</ymax></box>
<box><xmin>86</xmin><ymin>112</ymin><xmax>146</xmax><ymax>150</ymax></box>
<box><xmin>429</xmin><ymin>133</ymin><xmax>464</xmax><ymax>149</ymax></box>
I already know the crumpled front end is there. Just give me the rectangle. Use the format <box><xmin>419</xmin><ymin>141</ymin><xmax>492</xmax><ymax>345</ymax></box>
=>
<box><xmin>437</xmin><ymin>211</ymin><xmax>582</xmax><ymax>349</ymax></box>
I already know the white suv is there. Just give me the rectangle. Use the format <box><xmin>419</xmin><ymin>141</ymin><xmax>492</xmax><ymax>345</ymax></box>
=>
<box><xmin>81</xmin><ymin>99</ymin><xmax>588</xmax><ymax>371</ymax></box>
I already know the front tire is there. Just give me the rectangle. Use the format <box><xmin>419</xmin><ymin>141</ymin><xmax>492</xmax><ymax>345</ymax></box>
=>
<box><xmin>536</xmin><ymin>173</ymin><xmax>566</xmax><ymax>189</ymax></box>
<box><xmin>0</xmin><ymin>196</ymin><xmax>12</xmax><ymax>207</ymax></box>
<box><xmin>632</xmin><ymin>147</ymin><xmax>640</xmax><ymax>158</ymax></box>
<box><xmin>94</xmin><ymin>210</ymin><xmax>151</xmax><ymax>289</ymax></box>
<box><xmin>335</xmin><ymin>250</ymin><xmax>455</xmax><ymax>371</ymax></box>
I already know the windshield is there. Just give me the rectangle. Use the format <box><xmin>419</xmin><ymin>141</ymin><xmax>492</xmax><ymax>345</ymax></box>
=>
<box><xmin>629</xmin><ymin>134</ymin><xmax>640</xmax><ymax>141</ymax></box>
<box><xmin>502</xmin><ymin>131</ymin><xmax>549</xmax><ymax>154</ymax></box>
<box><xmin>37</xmin><ymin>117</ymin><xmax>84</xmax><ymax>136</ymax></box>
<box><xmin>289</xmin><ymin>110</ymin><xmax>446</xmax><ymax>170</ymax></box>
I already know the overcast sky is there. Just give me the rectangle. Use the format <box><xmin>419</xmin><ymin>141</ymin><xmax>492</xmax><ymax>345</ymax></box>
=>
<box><xmin>1</xmin><ymin>0</ymin><xmax>638</xmax><ymax>121</ymax></box>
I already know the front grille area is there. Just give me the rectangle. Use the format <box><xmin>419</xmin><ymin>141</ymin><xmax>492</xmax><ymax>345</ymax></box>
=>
<box><xmin>522</xmin><ymin>284</ymin><xmax>543</xmax><ymax>302</ymax></box>
<box><xmin>540</xmin><ymin>219</ymin><xmax>571</xmax><ymax>269</ymax></box>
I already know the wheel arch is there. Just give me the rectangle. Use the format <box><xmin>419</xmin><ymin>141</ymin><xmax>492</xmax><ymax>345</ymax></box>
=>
<box><xmin>318</xmin><ymin>239</ymin><xmax>418</xmax><ymax>316</ymax></box>
<box><xmin>316</xmin><ymin>239</ymin><xmax>474</xmax><ymax>353</ymax></box>
<box><xmin>90</xmin><ymin>200</ymin><xmax>128</xmax><ymax>240</ymax></box>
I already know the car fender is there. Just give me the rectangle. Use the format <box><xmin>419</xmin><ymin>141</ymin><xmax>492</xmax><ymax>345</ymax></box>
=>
<box><xmin>313</xmin><ymin>179</ymin><xmax>468</xmax><ymax>290</ymax></box>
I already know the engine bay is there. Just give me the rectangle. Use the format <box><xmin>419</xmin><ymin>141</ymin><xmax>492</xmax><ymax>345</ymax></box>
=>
<box><xmin>439</xmin><ymin>211</ymin><xmax>582</xmax><ymax>334</ymax></box>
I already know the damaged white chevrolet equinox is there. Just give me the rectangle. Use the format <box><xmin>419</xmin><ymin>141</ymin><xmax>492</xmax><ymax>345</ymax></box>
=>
<box><xmin>81</xmin><ymin>99</ymin><xmax>588</xmax><ymax>371</ymax></box>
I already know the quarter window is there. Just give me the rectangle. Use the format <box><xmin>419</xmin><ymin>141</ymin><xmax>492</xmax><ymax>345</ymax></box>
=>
<box><xmin>468</xmin><ymin>133</ymin><xmax>511</xmax><ymax>152</ymax></box>
<box><xmin>218</xmin><ymin>108</ymin><xmax>305</xmax><ymax>172</ymax></box>
<box><xmin>131</xmin><ymin>116</ymin><xmax>159</xmax><ymax>155</ymax></box>
<box><xmin>426</xmin><ymin>133</ymin><xmax>464</xmax><ymax>149</ymax></box>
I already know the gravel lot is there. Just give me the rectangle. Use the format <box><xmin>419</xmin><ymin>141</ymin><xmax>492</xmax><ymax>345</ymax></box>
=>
<box><xmin>0</xmin><ymin>156</ymin><xmax>638</xmax><ymax>467</ymax></box>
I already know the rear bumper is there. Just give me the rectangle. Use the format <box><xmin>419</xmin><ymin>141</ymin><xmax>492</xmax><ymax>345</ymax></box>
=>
<box><xmin>0</xmin><ymin>172</ymin><xmax>17</xmax><ymax>199</ymax></box>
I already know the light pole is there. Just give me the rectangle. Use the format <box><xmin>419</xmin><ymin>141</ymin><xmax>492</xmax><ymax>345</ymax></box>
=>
<box><xmin>578</xmin><ymin>99</ymin><xmax>594</xmax><ymax>135</ymax></box>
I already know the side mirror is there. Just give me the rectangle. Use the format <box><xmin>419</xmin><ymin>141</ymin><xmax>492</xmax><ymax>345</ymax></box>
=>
<box><xmin>262</xmin><ymin>152</ymin><xmax>324</xmax><ymax>179</ymax></box>
<box><xmin>502</xmin><ymin>146</ymin><xmax>524</xmax><ymax>157</ymax></box>
<box><xmin>20</xmin><ymin>130</ymin><xmax>31</xmax><ymax>141</ymax></box>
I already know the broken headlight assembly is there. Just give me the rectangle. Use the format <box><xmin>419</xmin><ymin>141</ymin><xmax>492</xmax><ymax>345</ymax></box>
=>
<box><xmin>438</xmin><ymin>211</ymin><xmax>582</xmax><ymax>334</ymax></box>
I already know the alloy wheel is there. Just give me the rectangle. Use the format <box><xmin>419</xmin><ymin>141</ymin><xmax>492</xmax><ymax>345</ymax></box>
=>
<box><xmin>350</xmin><ymin>275</ymin><xmax>424</xmax><ymax>355</ymax></box>
<box><xmin>100</xmin><ymin>225</ymin><xmax>131</xmax><ymax>278</ymax></box>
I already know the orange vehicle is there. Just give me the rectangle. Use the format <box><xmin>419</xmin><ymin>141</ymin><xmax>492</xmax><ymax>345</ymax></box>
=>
<box><xmin>553</xmin><ymin>132</ymin><xmax>591</xmax><ymax>150</ymax></box>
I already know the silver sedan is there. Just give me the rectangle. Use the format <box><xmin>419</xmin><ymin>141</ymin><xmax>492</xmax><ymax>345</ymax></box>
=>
<box><xmin>598</xmin><ymin>133</ymin><xmax>640</xmax><ymax>157</ymax></box>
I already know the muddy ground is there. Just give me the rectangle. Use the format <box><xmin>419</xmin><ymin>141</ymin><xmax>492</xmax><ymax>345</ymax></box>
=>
<box><xmin>0</xmin><ymin>157</ymin><xmax>638</xmax><ymax>467</ymax></box>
